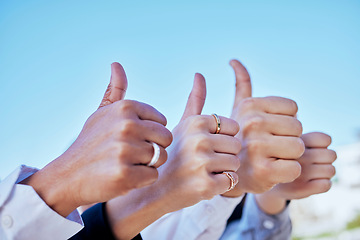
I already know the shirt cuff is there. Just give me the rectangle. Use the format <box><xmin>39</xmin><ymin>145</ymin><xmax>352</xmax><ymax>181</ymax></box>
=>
<box><xmin>0</xmin><ymin>165</ymin><xmax>84</xmax><ymax>240</ymax></box>
<box><xmin>251</xmin><ymin>193</ymin><xmax>290</xmax><ymax>229</ymax></box>
<box><xmin>234</xmin><ymin>193</ymin><xmax>291</xmax><ymax>239</ymax></box>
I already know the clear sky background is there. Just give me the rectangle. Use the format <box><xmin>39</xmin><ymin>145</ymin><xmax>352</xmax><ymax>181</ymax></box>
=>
<box><xmin>0</xmin><ymin>0</ymin><xmax>359</xmax><ymax>178</ymax></box>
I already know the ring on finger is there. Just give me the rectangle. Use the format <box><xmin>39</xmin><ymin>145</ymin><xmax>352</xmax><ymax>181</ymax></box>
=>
<box><xmin>147</xmin><ymin>142</ymin><xmax>160</xmax><ymax>167</ymax></box>
<box><xmin>222</xmin><ymin>172</ymin><xmax>236</xmax><ymax>191</ymax></box>
<box><xmin>212</xmin><ymin>113</ymin><xmax>221</xmax><ymax>134</ymax></box>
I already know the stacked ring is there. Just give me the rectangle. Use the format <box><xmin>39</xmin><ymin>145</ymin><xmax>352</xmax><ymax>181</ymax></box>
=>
<box><xmin>147</xmin><ymin>142</ymin><xmax>160</xmax><ymax>167</ymax></box>
<box><xmin>222</xmin><ymin>172</ymin><xmax>236</xmax><ymax>191</ymax></box>
<box><xmin>212</xmin><ymin>114</ymin><xmax>221</xmax><ymax>134</ymax></box>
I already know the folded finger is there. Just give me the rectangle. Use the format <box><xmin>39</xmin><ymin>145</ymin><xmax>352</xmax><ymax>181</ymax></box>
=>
<box><xmin>265</xmin><ymin>136</ymin><xmax>305</xmax><ymax>159</ymax></box>
<box><xmin>140</xmin><ymin>120</ymin><xmax>173</xmax><ymax>148</ymax></box>
<box><xmin>244</xmin><ymin>96</ymin><xmax>298</xmax><ymax>117</ymax></box>
<box><xmin>210</xmin><ymin>134</ymin><xmax>242</xmax><ymax>155</ymax></box>
<box><xmin>301</xmin><ymin>132</ymin><xmax>332</xmax><ymax>148</ymax></box>
<box><xmin>299</xmin><ymin>148</ymin><xmax>337</xmax><ymax>164</ymax></box>
<box><xmin>206</xmin><ymin>115</ymin><xmax>240</xmax><ymax>136</ymax></box>
<box><xmin>303</xmin><ymin>179</ymin><xmax>332</xmax><ymax>196</ymax></box>
<box><xmin>207</xmin><ymin>154</ymin><xmax>241</xmax><ymax>173</ymax></box>
<box><xmin>302</xmin><ymin>164</ymin><xmax>336</xmax><ymax>180</ymax></box>
<box><xmin>128</xmin><ymin>100</ymin><xmax>168</xmax><ymax>126</ymax></box>
<box><xmin>270</xmin><ymin>159</ymin><xmax>302</xmax><ymax>183</ymax></box>
<box><xmin>212</xmin><ymin>171</ymin><xmax>239</xmax><ymax>195</ymax></box>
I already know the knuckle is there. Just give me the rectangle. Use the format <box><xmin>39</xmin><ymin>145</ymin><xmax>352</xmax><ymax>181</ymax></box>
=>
<box><xmin>241</xmin><ymin>97</ymin><xmax>257</xmax><ymax>110</ymax></box>
<box><xmin>156</xmin><ymin>149</ymin><xmax>168</xmax><ymax>167</ymax></box>
<box><xmin>228</xmin><ymin>118</ymin><xmax>240</xmax><ymax>135</ymax></box>
<box><xmin>328</xmin><ymin>165</ymin><xmax>336</xmax><ymax>177</ymax></box>
<box><xmin>242</xmin><ymin>115</ymin><xmax>265</xmax><ymax>132</ymax></box>
<box><xmin>256</xmin><ymin>177</ymin><xmax>276</xmax><ymax>192</ymax></box>
<box><xmin>246</xmin><ymin>139</ymin><xmax>264</xmax><ymax>154</ymax></box>
<box><xmin>328</xmin><ymin>150</ymin><xmax>337</xmax><ymax>162</ymax></box>
<box><xmin>288</xmin><ymin>99</ymin><xmax>298</xmax><ymax>114</ymax></box>
<box><xmin>117</xmin><ymin>99</ymin><xmax>135</xmax><ymax>112</ymax></box>
<box><xmin>254</xmin><ymin>163</ymin><xmax>270</xmax><ymax>180</ymax></box>
<box><xmin>234</xmin><ymin>139</ymin><xmax>242</xmax><ymax>155</ymax></box>
<box><xmin>324</xmin><ymin>134</ymin><xmax>332</xmax><ymax>146</ymax></box>
<box><xmin>192</xmin><ymin>116</ymin><xmax>209</xmax><ymax>130</ymax></box>
<box><xmin>320</xmin><ymin>180</ymin><xmax>332</xmax><ymax>193</ymax></box>
<box><xmin>118</xmin><ymin>119</ymin><xmax>137</xmax><ymax>136</ymax></box>
<box><xmin>229</xmin><ymin>156</ymin><xmax>241</xmax><ymax>171</ymax></box>
<box><xmin>144</xmin><ymin>168</ymin><xmax>159</xmax><ymax>183</ymax></box>
<box><xmin>112</xmin><ymin>165</ymin><xmax>129</xmax><ymax>182</ymax></box>
<box><xmin>290</xmin><ymin>162</ymin><xmax>302</xmax><ymax>180</ymax></box>
<box><xmin>192</xmin><ymin>133</ymin><xmax>211</xmax><ymax>153</ymax></box>
<box><xmin>117</xmin><ymin>142</ymin><xmax>131</xmax><ymax>160</ymax></box>
<box><xmin>293</xmin><ymin>119</ymin><xmax>303</xmax><ymax>136</ymax></box>
<box><xmin>163</xmin><ymin>129</ymin><xmax>173</xmax><ymax>147</ymax></box>
<box><xmin>135</xmin><ymin>168</ymin><xmax>158</xmax><ymax>189</ymax></box>
<box><xmin>294</xmin><ymin>138</ymin><xmax>306</xmax><ymax>158</ymax></box>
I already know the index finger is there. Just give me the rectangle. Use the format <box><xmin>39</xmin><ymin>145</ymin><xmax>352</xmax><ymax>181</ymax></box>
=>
<box><xmin>244</xmin><ymin>96</ymin><xmax>298</xmax><ymax>117</ymax></box>
<box><xmin>301</xmin><ymin>132</ymin><xmax>332</xmax><ymax>148</ymax></box>
<box><xmin>206</xmin><ymin>115</ymin><xmax>240</xmax><ymax>136</ymax></box>
<box><xmin>117</xmin><ymin>100</ymin><xmax>167</xmax><ymax>126</ymax></box>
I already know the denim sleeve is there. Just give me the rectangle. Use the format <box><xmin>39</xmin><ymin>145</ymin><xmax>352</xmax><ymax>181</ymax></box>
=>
<box><xmin>221</xmin><ymin>193</ymin><xmax>292</xmax><ymax>240</ymax></box>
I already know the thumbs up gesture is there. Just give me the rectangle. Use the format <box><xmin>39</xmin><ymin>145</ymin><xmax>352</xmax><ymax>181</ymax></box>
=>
<box><xmin>23</xmin><ymin>63</ymin><xmax>172</xmax><ymax>217</ymax></box>
<box><xmin>223</xmin><ymin>60</ymin><xmax>305</xmax><ymax>197</ymax></box>
<box><xmin>154</xmin><ymin>73</ymin><xmax>242</xmax><ymax>211</ymax></box>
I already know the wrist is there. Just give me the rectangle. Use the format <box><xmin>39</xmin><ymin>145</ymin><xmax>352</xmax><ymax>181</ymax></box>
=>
<box><xmin>20</xmin><ymin>157</ymin><xmax>78</xmax><ymax>217</ymax></box>
<box><xmin>255</xmin><ymin>191</ymin><xmax>287</xmax><ymax>215</ymax></box>
<box><xmin>107</xmin><ymin>184</ymin><xmax>170</xmax><ymax>239</ymax></box>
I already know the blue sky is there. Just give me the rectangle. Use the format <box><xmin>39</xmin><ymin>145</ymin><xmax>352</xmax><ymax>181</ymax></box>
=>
<box><xmin>1</xmin><ymin>0</ymin><xmax>359</xmax><ymax>178</ymax></box>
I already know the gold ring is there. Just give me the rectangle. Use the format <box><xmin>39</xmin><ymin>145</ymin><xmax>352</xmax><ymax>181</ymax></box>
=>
<box><xmin>212</xmin><ymin>114</ymin><xmax>221</xmax><ymax>134</ymax></box>
<box><xmin>222</xmin><ymin>172</ymin><xmax>236</xmax><ymax>191</ymax></box>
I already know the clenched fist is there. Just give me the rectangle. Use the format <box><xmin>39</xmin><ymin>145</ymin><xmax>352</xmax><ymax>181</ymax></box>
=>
<box><xmin>223</xmin><ymin>60</ymin><xmax>305</xmax><ymax>197</ymax></box>
<box><xmin>255</xmin><ymin>132</ymin><xmax>337</xmax><ymax>214</ymax></box>
<box><xmin>22</xmin><ymin>63</ymin><xmax>172</xmax><ymax>216</ymax></box>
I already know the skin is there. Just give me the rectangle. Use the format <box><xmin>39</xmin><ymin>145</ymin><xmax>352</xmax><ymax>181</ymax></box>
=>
<box><xmin>104</xmin><ymin>73</ymin><xmax>242</xmax><ymax>240</ymax></box>
<box><xmin>222</xmin><ymin>59</ymin><xmax>305</xmax><ymax>198</ymax></box>
<box><xmin>256</xmin><ymin>132</ymin><xmax>337</xmax><ymax>215</ymax></box>
<box><xmin>21</xmin><ymin>63</ymin><xmax>173</xmax><ymax>217</ymax></box>
<box><xmin>222</xmin><ymin>59</ymin><xmax>337</xmax><ymax>214</ymax></box>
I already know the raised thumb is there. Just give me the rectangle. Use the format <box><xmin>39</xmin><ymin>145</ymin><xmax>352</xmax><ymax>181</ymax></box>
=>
<box><xmin>181</xmin><ymin>73</ymin><xmax>207</xmax><ymax>120</ymax></box>
<box><xmin>99</xmin><ymin>62</ymin><xmax>128</xmax><ymax>108</ymax></box>
<box><xmin>230</xmin><ymin>59</ymin><xmax>252</xmax><ymax>108</ymax></box>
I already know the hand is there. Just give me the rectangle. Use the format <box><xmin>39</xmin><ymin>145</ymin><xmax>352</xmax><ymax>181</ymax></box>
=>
<box><xmin>222</xmin><ymin>59</ymin><xmax>305</xmax><ymax>197</ymax></box>
<box><xmin>105</xmin><ymin>73</ymin><xmax>242</xmax><ymax>239</ymax></box>
<box><xmin>255</xmin><ymin>132</ymin><xmax>337</xmax><ymax>214</ymax></box>
<box><xmin>156</xmin><ymin>73</ymin><xmax>242</xmax><ymax>211</ymax></box>
<box><xmin>22</xmin><ymin>63</ymin><xmax>172</xmax><ymax>216</ymax></box>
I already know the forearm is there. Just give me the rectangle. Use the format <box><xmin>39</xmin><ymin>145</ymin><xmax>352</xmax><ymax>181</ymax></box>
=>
<box><xmin>106</xmin><ymin>184</ymin><xmax>171</xmax><ymax>240</ymax></box>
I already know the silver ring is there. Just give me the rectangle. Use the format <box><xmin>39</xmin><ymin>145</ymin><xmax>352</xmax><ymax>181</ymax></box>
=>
<box><xmin>148</xmin><ymin>142</ymin><xmax>160</xmax><ymax>167</ymax></box>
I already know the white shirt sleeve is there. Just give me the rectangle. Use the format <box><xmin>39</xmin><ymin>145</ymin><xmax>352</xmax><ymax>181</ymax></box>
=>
<box><xmin>141</xmin><ymin>194</ymin><xmax>244</xmax><ymax>240</ymax></box>
<box><xmin>0</xmin><ymin>165</ymin><xmax>84</xmax><ymax>240</ymax></box>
